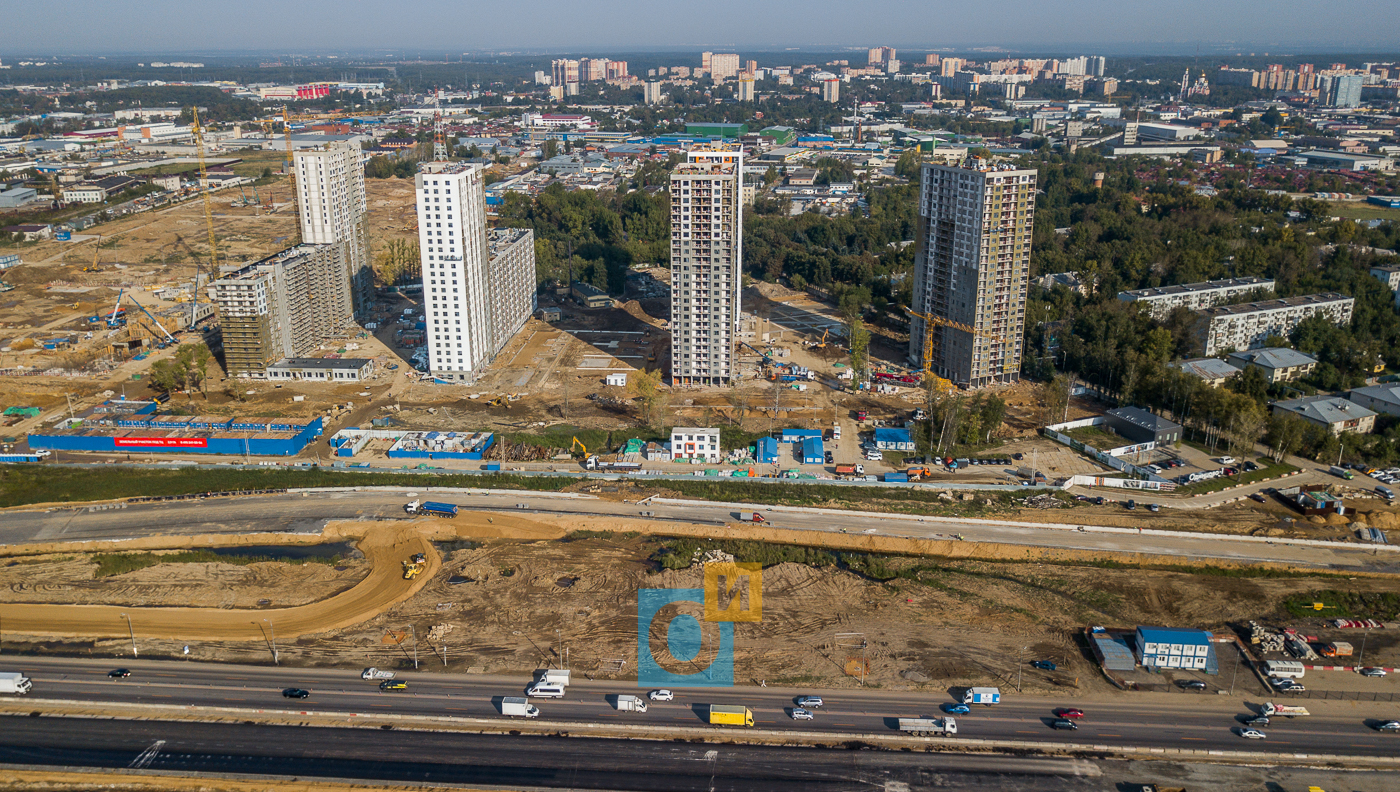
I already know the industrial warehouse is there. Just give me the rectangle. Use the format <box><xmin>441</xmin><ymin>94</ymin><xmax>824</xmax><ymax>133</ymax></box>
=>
<box><xmin>27</xmin><ymin>399</ymin><xmax>323</xmax><ymax>456</ymax></box>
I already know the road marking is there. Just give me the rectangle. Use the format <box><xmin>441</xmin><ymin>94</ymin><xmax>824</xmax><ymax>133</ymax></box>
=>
<box><xmin>1015</xmin><ymin>730</ymin><xmax>1038</xmax><ymax>735</ymax></box>
<box><xmin>1098</xmin><ymin>733</ymin><xmax>1122</xmax><ymax>737</ymax></box>
<box><xmin>1180</xmin><ymin>737</ymin><xmax>1205</xmax><ymax>741</ymax></box>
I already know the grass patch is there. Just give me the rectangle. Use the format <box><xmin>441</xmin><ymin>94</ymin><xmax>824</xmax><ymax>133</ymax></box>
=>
<box><xmin>1172</xmin><ymin>459</ymin><xmax>1299</xmax><ymax>496</ymax></box>
<box><xmin>564</xmin><ymin>530</ymin><xmax>642</xmax><ymax>541</ymax></box>
<box><xmin>1064</xmin><ymin>425</ymin><xmax>1122</xmax><ymax>449</ymax></box>
<box><xmin>1281</xmin><ymin>590</ymin><xmax>1400</xmax><ymax>620</ymax></box>
<box><xmin>90</xmin><ymin>549</ymin><xmax>340</xmax><ymax>578</ymax></box>
<box><xmin>1331</xmin><ymin>203</ymin><xmax>1400</xmax><ymax>223</ymax></box>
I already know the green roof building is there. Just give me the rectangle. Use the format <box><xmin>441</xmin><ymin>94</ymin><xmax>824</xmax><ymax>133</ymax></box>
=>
<box><xmin>759</xmin><ymin>126</ymin><xmax>797</xmax><ymax>146</ymax></box>
<box><xmin>685</xmin><ymin>122</ymin><xmax>748</xmax><ymax>139</ymax></box>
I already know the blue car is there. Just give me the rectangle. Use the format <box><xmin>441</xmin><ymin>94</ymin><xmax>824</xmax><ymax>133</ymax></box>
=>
<box><xmin>941</xmin><ymin>703</ymin><xmax>971</xmax><ymax>714</ymax></box>
<box><xmin>1031</xmin><ymin>660</ymin><xmax>1057</xmax><ymax>671</ymax></box>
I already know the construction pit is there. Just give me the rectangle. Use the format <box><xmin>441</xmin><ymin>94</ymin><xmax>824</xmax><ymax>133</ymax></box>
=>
<box><xmin>2</xmin><ymin>512</ymin><xmax>1399</xmax><ymax>699</ymax></box>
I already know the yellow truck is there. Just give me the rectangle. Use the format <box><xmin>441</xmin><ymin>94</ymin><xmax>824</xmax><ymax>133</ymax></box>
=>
<box><xmin>709</xmin><ymin>704</ymin><xmax>754</xmax><ymax>727</ymax></box>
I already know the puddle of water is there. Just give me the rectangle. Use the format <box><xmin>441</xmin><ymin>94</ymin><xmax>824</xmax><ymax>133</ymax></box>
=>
<box><xmin>205</xmin><ymin>542</ymin><xmax>358</xmax><ymax>561</ymax></box>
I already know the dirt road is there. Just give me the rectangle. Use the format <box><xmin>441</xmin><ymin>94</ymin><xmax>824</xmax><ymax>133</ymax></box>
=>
<box><xmin>0</xmin><ymin>522</ymin><xmax>440</xmax><ymax>641</ymax></box>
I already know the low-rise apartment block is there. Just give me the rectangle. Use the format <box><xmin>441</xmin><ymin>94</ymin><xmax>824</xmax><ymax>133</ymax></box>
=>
<box><xmin>1193</xmin><ymin>293</ymin><xmax>1354</xmax><ymax>357</ymax></box>
<box><xmin>1370</xmin><ymin>264</ymin><xmax>1400</xmax><ymax>307</ymax></box>
<box><xmin>1225</xmin><ymin>348</ymin><xmax>1318</xmax><ymax>383</ymax></box>
<box><xmin>671</xmin><ymin>427</ymin><xmax>722</xmax><ymax>462</ymax></box>
<box><xmin>1118</xmin><ymin>276</ymin><xmax>1274</xmax><ymax>321</ymax></box>
<box><xmin>1271</xmin><ymin>395</ymin><xmax>1376</xmax><ymax>435</ymax></box>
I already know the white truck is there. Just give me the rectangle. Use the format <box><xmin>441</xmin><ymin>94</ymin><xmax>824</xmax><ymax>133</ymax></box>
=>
<box><xmin>538</xmin><ymin>669</ymin><xmax>571</xmax><ymax>686</ymax></box>
<box><xmin>0</xmin><ymin>672</ymin><xmax>32</xmax><ymax>695</ymax></box>
<box><xmin>962</xmin><ymin>687</ymin><xmax>1001</xmax><ymax>705</ymax></box>
<box><xmin>898</xmin><ymin>717</ymin><xmax>957</xmax><ymax>736</ymax></box>
<box><xmin>361</xmin><ymin>667</ymin><xmax>395</xmax><ymax>680</ymax></box>
<box><xmin>1261</xmin><ymin>702</ymin><xmax>1310</xmax><ymax>718</ymax></box>
<box><xmin>615</xmin><ymin>694</ymin><xmax>648</xmax><ymax>713</ymax></box>
<box><xmin>501</xmin><ymin>696</ymin><xmax>540</xmax><ymax>718</ymax></box>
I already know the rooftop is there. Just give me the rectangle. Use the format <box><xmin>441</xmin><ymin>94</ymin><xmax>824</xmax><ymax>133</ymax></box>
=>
<box><xmin>1106</xmin><ymin>406</ymin><xmax>1181</xmax><ymax>433</ymax></box>
<box><xmin>1273</xmin><ymin>394</ymin><xmax>1376</xmax><ymax>425</ymax></box>
<box><xmin>1227</xmin><ymin>347</ymin><xmax>1318</xmax><ymax>369</ymax></box>
<box><xmin>1196</xmin><ymin>292</ymin><xmax>1352</xmax><ymax>318</ymax></box>
<box><xmin>270</xmin><ymin>358</ymin><xmax>373</xmax><ymax>370</ymax></box>
<box><xmin>1350</xmin><ymin>383</ymin><xmax>1400</xmax><ymax>408</ymax></box>
<box><xmin>1119</xmin><ymin>276</ymin><xmax>1271</xmax><ymax>300</ymax></box>
<box><xmin>1172</xmin><ymin>358</ymin><xmax>1242</xmax><ymax>380</ymax></box>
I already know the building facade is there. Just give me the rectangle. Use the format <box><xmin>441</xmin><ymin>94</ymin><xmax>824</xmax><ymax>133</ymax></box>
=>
<box><xmin>1194</xmin><ymin>293</ymin><xmax>1354</xmax><ymax>357</ymax></box>
<box><xmin>736</xmin><ymin>74</ymin><xmax>755</xmax><ymax>102</ymax></box>
<box><xmin>485</xmin><ymin>227</ymin><xmax>537</xmax><ymax>356</ymax></box>
<box><xmin>1272</xmin><ymin>395</ymin><xmax>1376</xmax><ymax>435</ymax></box>
<box><xmin>416</xmin><ymin>162</ymin><xmax>492</xmax><ymax>383</ymax></box>
<box><xmin>1118</xmin><ymin>276</ymin><xmax>1274</xmax><ymax>321</ymax></box>
<box><xmin>708</xmin><ymin>53</ymin><xmax>740</xmax><ymax>81</ymax></box>
<box><xmin>294</xmin><ymin>141</ymin><xmax>372</xmax><ymax>319</ymax></box>
<box><xmin>210</xmin><ymin>245</ymin><xmax>355</xmax><ymax>376</ymax></box>
<box><xmin>1225</xmin><ymin>348</ymin><xmax>1318</xmax><ymax>383</ymax></box>
<box><xmin>669</xmin><ymin>145</ymin><xmax>743</xmax><ymax>386</ymax></box>
<box><xmin>643</xmin><ymin>80</ymin><xmax>664</xmax><ymax>105</ymax></box>
<box><xmin>820</xmin><ymin>78</ymin><xmax>840</xmax><ymax>103</ymax></box>
<box><xmin>670</xmin><ymin>427</ymin><xmax>721</xmax><ymax>462</ymax></box>
<box><xmin>909</xmin><ymin>161</ymin><xmax>1035</xmax><ymax>388</ymax></box>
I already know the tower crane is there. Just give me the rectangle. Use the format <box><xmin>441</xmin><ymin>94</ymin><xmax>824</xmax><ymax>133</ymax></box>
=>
<box><xmin>192</xmin><ymin>106</ymin><xmax>220</xmax><ymax>332</ymax></box>
<box><xmin>282</xmin><ymin>106</ymin><xmax>300</xmax><ymax>242</ymax></box>
<box><xmin>903</xmin><ymin>307</ymin><xmax>1012</xmax><ymax>391</ymax></box>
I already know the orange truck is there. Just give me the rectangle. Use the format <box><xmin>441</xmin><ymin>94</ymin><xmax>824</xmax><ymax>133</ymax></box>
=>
<box><xmin>1320</xmin><ymin>642</ymin><xmax>1353</xmax><ymax>657</ymax></box>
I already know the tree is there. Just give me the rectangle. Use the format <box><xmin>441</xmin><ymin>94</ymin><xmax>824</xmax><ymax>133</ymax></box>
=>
<box><xmin>1267</xmin><ymin>413</ymin><xmax>1307</xmax><ymax>463</ymax></box>
<box><xmin>628</xmin><ymin>368</ymin><xmax>667</xmax><ymax>428</ymax></box>
<box><xmin>542</xmin><ymin>139</ymin><xmax>558</xmax><ymax>160</ymax></box>
<box><xmin>847</xmin><ymin>318</ymin><xmax>871</xmax><ymax>381</ymax></box>
<box><xmin>1042</xmin><ymin>374</ymin><xmax>1071</xmax><ymax>425</ymax></box>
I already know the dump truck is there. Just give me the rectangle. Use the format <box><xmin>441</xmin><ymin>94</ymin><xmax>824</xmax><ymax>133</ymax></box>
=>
<box><xmin>834</xmin><ymin>464</ymin><xmax>865</xmax><ymax>475</ymax></box>
<box><xmin>501</xmin><ymin>696</ymin><xmax>540</xmax><ymax>718</ymax></box>
<box><xmin>905</xmin><ymin>467</ymin><xmax>933</xmax><ymax>480</ymax></box>
<box><xmin>404</xmin><ymin>500</ymin><xmax>458</xmax><ymax>518</ymax></box>
<box><xmin>1261</xmin><ymin>702</ymin><xmax>1310</xmax><ymax>718</ymax></box>
<box><xmin>616</xmin><ymin>694</ymin><xmax>648</xmax><ymax>713</ymax></box>
<box><xmin>962</xmin><ymin>687</ymin><xmax>1001</xmax><ymax>705</ymax></box>
<box><xmin>709</xmin><ymin>704</ymin><xmax>754</xmax><ymax>726</ymax></box>
<box><xmin>736</xmin><ymin>512</ymin><xmax>767</xmax><ymax>523</ymax></box>
<box><xmin>583</xmin><ymin>456</ymin><xmax>643</xmax><ymax>471</ymax></box>
<box><xmin>361</xmin><ymin>668</ymin><xmax>395</xmax><ymax>680</ymax></box>
<box><xmin>0</xmin><ymin>672</ymin><xmax>32</xmax><ymax>695</ymax></box>
<box><xmin>898</xmin><ymin>717</ymin><xmax>957</xmax><ymax>736</ymax></box>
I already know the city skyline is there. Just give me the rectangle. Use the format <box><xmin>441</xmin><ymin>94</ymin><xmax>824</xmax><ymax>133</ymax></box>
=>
<box><xmin>3</xmin><ymin>0</ymin><xmax>1399</xmax><ymax>54</ymax></box>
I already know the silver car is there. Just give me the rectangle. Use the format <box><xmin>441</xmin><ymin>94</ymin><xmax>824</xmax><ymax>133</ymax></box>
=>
<box><xmin>790</xmin><ymin>708</ymin><xmax>814</xmax><ymax>721</ymax></box>
<box><xmin>796</xmin><ymin>696</ymin><xmax>824</xmax><ymax>708</ymax></box>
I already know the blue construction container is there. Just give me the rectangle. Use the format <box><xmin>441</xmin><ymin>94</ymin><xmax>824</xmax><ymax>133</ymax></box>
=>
<box><xmin>884</xmin><ymin>472</ymin><xmax>908</xmax><ymax>483</ymax></box>
<box><xmin>755</xmin><ymin>436</ymin><xmax>779</xmax><ymax>463</ymax></box>
<box><xmin>801</xmin><ymin>436</ymin><xmax>824</xmax><ymax>464</ymax></box>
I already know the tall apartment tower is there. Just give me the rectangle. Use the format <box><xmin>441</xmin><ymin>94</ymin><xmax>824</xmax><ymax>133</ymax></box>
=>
<box><xmin>708</xmin><ymin>53</ymin><xmax>741</xmax><ymax>80</ymax></box>
<box><xmin>294</xmin><ymin>141</ymin><xmax>372</xmax><ymax>319</ymax></box>
<box><xmin>669</xmin><ymin>145</ymin><xmax>743</xmax><ymax>387</ymax></box>
<box><xmin>415</xmin><ymin>162</ymin><xmax>535</xmax><ymax>383</ymax></box>
<box><xmin>909</xmin><ymin>161</ymin><xmax>1035</xmax><ymax>388</ymax></box>
<box><xmin>644</xmin><ymin>80</ymin><xmax>664</xmax><ymax>105</ymax></box>
<box><xmin>820</xmin><ymin>78</ymin><xmax>840</xmax><ymax>103</ymax></box>
<box><xmin>736</xmin><ymin>73</ymin><xmax>755</xmax><ymax>102</ymax></box>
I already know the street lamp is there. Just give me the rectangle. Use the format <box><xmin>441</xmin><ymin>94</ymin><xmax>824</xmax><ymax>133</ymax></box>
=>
<box><xmin>121</xmin><ymin>613</ymin><xmax>137</xmax><ymax>657</ymax></box>
<box><xmin>1017</xmin><ymin>645</ymin><xmax>1030</xmax><ymax>693</ymax></box>
<box><xmin>1359</xmin><ymin>628</ymin><xmax>1371</xmax><ymax>665</ymax></box>
<box><xmin>264</xmin><ymin>618</ymin><xmax>278</xmax><ymax>665</ymax></box>
<box><xmin>409</xmin><ymin>625</ymin><xmax>418</xmax><ymax>670</ymax></box>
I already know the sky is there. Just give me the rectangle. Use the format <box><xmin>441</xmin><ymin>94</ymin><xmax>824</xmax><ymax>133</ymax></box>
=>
<box><xmin>4</xmin><ymin>0</ymin><xmax>1399</xmax><ymax>55</ymax></box>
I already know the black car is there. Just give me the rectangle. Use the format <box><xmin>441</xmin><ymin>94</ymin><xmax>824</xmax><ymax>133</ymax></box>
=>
<box><xmin>1094</xmin><ymin>496</ymin><xmax>1105</xmax><ymax>506</ymax></box>
<box><xmin>1050</xmin><ymin>718</ymin><xmax>1079</xmax><ymax>730</ymax></box>
<box><xmin>1244</xmin><ymin>716</ymin><xmax>1270</xmax><ymax>728</ymax></box>
<box><xmin>1179</xmin><ymin>680</ymin><xmax>1208</xmax><ymax>690</ymax></box>
<box><xmin>282</xmin><ymin>688</ymin><xmax>311</xmax><ymax>699</ymax></box>
<box><xmin>108</xmin><ymin>668</ymin><xmax>131</xmax><ymax>679</ymax></box>
<box><xmin>1126</xmin><ymin>500</ymin><xmax>1137</xmax><ymax>510</ymax></box>
<box><xmin>1013</xmin><ymin>453</ymin><xmax>1024</xmax><ymax>460</ymax></box>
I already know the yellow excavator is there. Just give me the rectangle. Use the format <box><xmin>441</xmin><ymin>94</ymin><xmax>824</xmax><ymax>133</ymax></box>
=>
<box><xmin>486</xmin><ymin>396</ymin><xmax>509</xmax><ymax>409</ymax></box>
<box><xmin>571</xmin><ymin>436</ymin><xmax>587</xmax><ymax>456</ymax></box>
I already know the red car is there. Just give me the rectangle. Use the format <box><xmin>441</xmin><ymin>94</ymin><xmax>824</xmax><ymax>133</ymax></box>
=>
<box><xmin>1055</xmin><ymin>708</ymin><xmax>1085</xmax><ymax>719</ymax></box>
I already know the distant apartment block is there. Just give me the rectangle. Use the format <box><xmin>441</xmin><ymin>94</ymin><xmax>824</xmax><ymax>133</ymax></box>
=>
<box><xmin>1193</xmin><ymin>293</ymin><xmax>1354</xmax><ymax>357</ymax></box>
<box><xmin>820</xmin><ymin>78</ymin><xmax>840</xmax><ymax>103</ymax></box>
<box><xmin>1370</xmin><ymin>264</ymin><xmax>1400</xmax><ymax>306</ymax></box>
<box><xmin>210</xmin><ymin>245</ymin><xmax>355</xmax><ymax>376</ymax></box>
<box><xmin>736</xmin><ymin>74</ymin><xmax>755</xmax><ymax>102</ymax></box>
<box><xmin>705</xmin><ymin>53</ymin><xmax>741</xmax><ymax>80</ymax></box>
<box><xmin>1118</xmin><ymin>276</ymin><xmax>1274</xmax><ymax>320</ymax></box>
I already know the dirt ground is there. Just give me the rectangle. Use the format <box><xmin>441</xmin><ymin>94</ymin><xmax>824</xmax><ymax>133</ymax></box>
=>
<box><xmin>3</xmin><ymin>512</ymin><xmax>1397</xmax><ymax>699</ymax></box>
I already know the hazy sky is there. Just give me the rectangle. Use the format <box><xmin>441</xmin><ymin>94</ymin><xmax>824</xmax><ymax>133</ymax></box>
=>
<box><xmin>4</xmin><ymin>0</ymin><xmax>1399</xmax><ymax>54</ymax></box>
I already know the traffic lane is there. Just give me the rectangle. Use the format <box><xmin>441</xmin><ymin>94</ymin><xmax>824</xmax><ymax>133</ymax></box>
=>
<box><xmin>21</xmin><ymin>666</ymin><xmax>1400</xmax><ymax>757</ymax></box>
<box><xmin>5</xmin><ymin>491</ymin><xmax>1393</xmax><ymax>572</ymax></box>
<box><xmin>0</xmin><ymin>716</ymin><xmax>1107</xmax><ymax>792</ymax></box>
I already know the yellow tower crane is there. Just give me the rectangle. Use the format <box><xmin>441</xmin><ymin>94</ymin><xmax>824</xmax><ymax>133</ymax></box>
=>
<box><xmin>192</xmin><ymin>106</ymin><xmax>220</xmax><ymax>331</ymax></box>
<box><xmin>281</xmin><ymin>107</ymin><xmax>300</xmax><ymax>240</ymax></box>
<box><xmin>903</xmin><ymin>307</ymin><xmax>1011</xmax><ymax>391</ymax></box>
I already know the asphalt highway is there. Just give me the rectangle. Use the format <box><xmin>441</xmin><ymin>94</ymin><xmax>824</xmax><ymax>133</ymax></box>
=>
<box><xmin>0</xmin><ymin>716</ymin><xmax>1108</xmax><ymax>792</ymax></box>
<box><xmin>4</xmin><ymin>489</ymin><xmax>1396</xmax><ymax>572</ymax></box>
<box><xmin>8</xmin><ymin>657</ymin><xmax>1400</xmax><ymax>760</ymax></box>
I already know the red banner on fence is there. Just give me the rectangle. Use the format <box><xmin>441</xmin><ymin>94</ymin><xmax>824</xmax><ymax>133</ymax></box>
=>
<box><xmin>114</xmin><ymin>437</ymin><xmax>209</xmax><ymax>448</ymax></box>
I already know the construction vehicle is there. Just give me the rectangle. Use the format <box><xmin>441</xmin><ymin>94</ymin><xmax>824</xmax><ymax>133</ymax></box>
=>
<box><xmin>125</xmin><ymin>293</ymin><xmax>178</xmax><ymax>348</ymax></box>
<box><xmin>813</xmin><ymin>328</ymin><xmax>829</xmax><ymax>349</ymax></box>
<box><xmin>402</xmin><ymin>552</ymin><xmax>427</xmax><ymax>580</ymax></box>
<box><xmin>583</xmin><ymin>455</ymin><xmax>642</xmax><ymax>472</ymax></box>
<box><xmin>404</xmin><ymin>500</ymin><xmax>459</xmax><ymax>518</ymax></box>
<box><xmin>571</xmin><ymin>436</ymin><xmax>587</xmax><ymax>456</ymax></box>
<box><xmin>191</xmin><ymin>107</ymin><xmax>219</xmax><ymax>331</ymax></box>
<box><xmin>81</xmin><ymin>235</ymin><xmax>104</xmax><ymax>272</ymax></box>
<box><xmin>486</xmin><ymin>396</ymin><xmax>509</xmax><ymax>409</ymax></box>
<box><xmin>905</xmin><ymin>466</ymin><xmax>933</xmax><ymax>480</ymax></box>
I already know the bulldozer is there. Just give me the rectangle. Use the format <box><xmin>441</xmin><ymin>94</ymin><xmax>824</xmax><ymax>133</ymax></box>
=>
<box><xmin>402</xmin><ymin>552</ymin><xmax>427</xmax><ymax>580</ymax></box>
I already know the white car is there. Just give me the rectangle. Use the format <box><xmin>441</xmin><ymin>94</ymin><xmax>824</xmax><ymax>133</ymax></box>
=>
<box><xmin>790</xmin><ymin>708</ymin><xmax>815</xmax><ymax>720</ymax></box>
<box><xmin>647</xmin><ymin>689</ymin><xmax>674</xmax><ymax>702</ymax></box>
<box><xmin>1237</xmin><ymin>728</ymin><xmax>1266</xmax><ymax>740</ymax></box>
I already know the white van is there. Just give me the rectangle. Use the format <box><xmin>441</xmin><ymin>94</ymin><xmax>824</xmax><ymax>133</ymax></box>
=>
<box><xmin>832</xmin><ymin>424</ymin><xmax>842</xmax><ymax>440</ymax></box>
<box><xmin>527</xmin><ymin>683</ymin><xmax>566</xmax><ymax>698</ymax></box>
<box><xmin>1264</xmin><ymin>660</ymin><xmax>1306</xmax><ymax>679</ymax></box>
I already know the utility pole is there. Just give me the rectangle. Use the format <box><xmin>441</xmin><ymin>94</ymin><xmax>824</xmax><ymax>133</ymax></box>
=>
<box><xmin>264</xmin><ymin>618</ymin><xmax>278</xmax><ymax>665</ymax></box>
<box><xmin>1229</xmin><ymin>643</ymin><xmax>1241</xmax><ymax>695</ymax></box>
<box><xmin>410</xmin><ymin>625</ymin><xmax>419</xmax><ymax>670</ymax></box>
<box><xmin>1359</xmin><ymin>628</ymin><xmax>1370</xmax><ymax>665</ymax></box>
<box><xmin>121</xmin><ymin>613</ymin><xmax>137</xmax><ymax>657</ymax></box>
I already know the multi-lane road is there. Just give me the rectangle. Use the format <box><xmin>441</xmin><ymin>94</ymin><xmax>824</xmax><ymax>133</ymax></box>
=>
<box><xmin>5</xmin><ymin>488</ymin><xmax>1397</xmax><ymax>572</ymax></box>
<box><xmin>7</xmin><ymin>657</ymin><xmax>1399</xmax><ymax>759</ymax></box>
